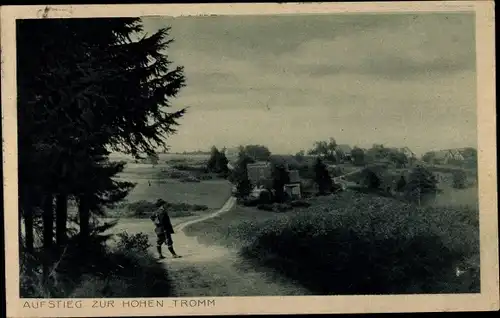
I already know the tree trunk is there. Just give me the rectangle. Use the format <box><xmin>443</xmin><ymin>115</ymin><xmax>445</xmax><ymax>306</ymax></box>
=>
<box><xmin>42</xmin><ymin>194</ymin><xmax>54</xmax><ymax>249</ymax></box>
<box><xmin>78</xmin><ymin>194</ymin><xmax>90</xmax><ymax>246</ymax></box>
<box><xmin>42</xmin><ymin>194</ymin><xmax>54</xmax><ymax>285</ymax></box>
<box><xmin>24</xmin><ymin>205</ymin><xmax>34</xmax><ymax>254</ymax></box>
<box><xmin>55</xmin><ymin>193</ymin><xmax>68</xmax><ymax>249</ymax></box>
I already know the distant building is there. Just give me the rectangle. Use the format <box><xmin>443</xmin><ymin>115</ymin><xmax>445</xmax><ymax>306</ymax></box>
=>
<box><xmin>284</xmin><ymin>183</ymin><xmax>302</xmax><ymax>200</ymax></box>
<box><xmin>398</xmin><ymin>147</ymin><xmax>416</xmax><ymax>160</ymax></box>
<box><xmin>431</xmin><ymin>149</ymin><xmax>466</xmax><ymax>165</ymax></box>
<box><xmin>288</xmin><ymin>170</ymin><xmax>300</xmax><ymax>183</ymax></box>
<box><xmin>247</xmin><ymin>161</ymin><xmax>273</xmax><ymax>185</ymax></box>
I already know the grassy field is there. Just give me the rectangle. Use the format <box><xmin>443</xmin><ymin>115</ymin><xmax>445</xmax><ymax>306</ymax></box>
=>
<box><xmin>105</xmin><ymin>155</ymin><xmax>232</xmax><ymax>218</ymax></box>
<box><xmin>184</xmin><ymin>190</ymin><xmax>480</xmax><ymax>295</ymax></box>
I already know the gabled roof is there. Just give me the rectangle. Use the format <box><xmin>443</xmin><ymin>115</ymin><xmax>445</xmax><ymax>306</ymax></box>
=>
<box><xmin>399</xmin><ymin>147</ymin><xmax>416</xmax><ymax>157</ymax></box>
<box><xmin>431</xmin><ymin>148</ymin><xmax>465</xmax><ymax>160</ymax></box>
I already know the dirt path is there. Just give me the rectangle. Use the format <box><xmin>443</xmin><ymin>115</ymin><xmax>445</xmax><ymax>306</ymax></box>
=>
<box><xmin>158</xmin><ymin>196</ymin><xmax>310</xmax><ymax>296</ymax></box>
<box><xmin>105</xmin><ymin>196</ymin><xmax>309</xmax><ymax>296</ymax></box>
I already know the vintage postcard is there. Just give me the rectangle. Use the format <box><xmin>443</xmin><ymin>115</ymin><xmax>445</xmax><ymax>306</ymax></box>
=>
<box><xmin>1</xmin><ymin>2</ymin><xmax>498</xmax><ymax>317</ymax></box>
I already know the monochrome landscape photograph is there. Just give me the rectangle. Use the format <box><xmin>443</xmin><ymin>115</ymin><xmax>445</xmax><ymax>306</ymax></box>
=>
<box><xmin>15</xmin><ymin>11</ymin><xmax>481</xmax><ymax>299</ymax></box>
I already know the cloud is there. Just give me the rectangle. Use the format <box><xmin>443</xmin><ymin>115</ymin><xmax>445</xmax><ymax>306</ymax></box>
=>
<box><xmin>276</xmin><ymin>13</ymin><xmax>475</xmax><ymax>80</ymax></box>
<box><xmin>139</xmin><ymin>12</ymin><xmax>477</xmax><ymax>154</ymax></box>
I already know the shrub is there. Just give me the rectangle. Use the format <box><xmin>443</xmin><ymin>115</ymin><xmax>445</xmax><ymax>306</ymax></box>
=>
<box><xmin>290</xmin><ymin>200</ymin><xmax>311</xmax><ymax>208</ymax></box>
<box><xmin>313</xmin><ymin>158</ymin><xmax>333</xmax><ymax>195</ymax></box>
<box><xmin>452</xmin><ymin>170</ymin><xmax>468</xmax><ymax>189</ymax></box>
<box><xmin>172</xmin><ymin>163</ymin><xmax>207</xmax><ymax>173</ymax></box>
<box><xmin>361</xmin><ymin>168</ymin><xmax>381</xmax><ymax>190</ymax></box>
<box><xmin>258</xmin><ymin>190</ymin><xmax>273</xmax><ymax>204</ymax></box>
<box><xmin>192</xmin><ymin>204</ymin><xmax>209</xmax><ymax>211</ymax></box>
<box><xmin>127</xmin><ymin>200</ymin><xmax>156</xmax><ymax>216</ymax></box>
<box><xmin>257</xmin><ymin>204</ymin><xmax>274</xmax><ymax>211</ymax></box>
<box><xmin>69</xmin><ymin>249</ymin><xmax>173</xmax><ymax>297</ymax></box>
<box><xmin>199</xmin><ymin>174</ymin><xmax>213</xmax><ymax>180</ymax></box>
<box><xmin>273</xmin><ymin>203</ymin><xmax>293</xmax><ymax>212</ymax></box>
<box><xmin>241</xmin><ymin>197</ymin><xmax>260</xmax><ymax>207</ymax></box>
<box><xmin>396</xmin><ymin>175</ymin><xmax>407</xmax><ymax>192</ymax></box>
<box><xmin>20</xmin><ymin>231</ymin><xmax>173</xmax><ymax>298</ymax></box>
<box><xmin>240</xmin><ymin>191</ymin><xmax>479</xmax><ymax>294</ymax></box>
<box><xmin>405</xmin><ymin>166</ymin><xmax>438</xmax><ymax>203</ymax></box>
<box><xmin>126</xmin><ymin>199</ymin><xmax>207</xmax><ymax>218</ymax></box>
<box><xmin>115</xmin><ymin>231</ymin><xmax>151</xmax><ymax>252</ymax></box>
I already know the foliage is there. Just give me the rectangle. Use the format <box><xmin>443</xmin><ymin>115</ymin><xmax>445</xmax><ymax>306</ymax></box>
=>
<box><xmin>365</xmin><ymin>144</ymin><xmax>409</xmax><ymax>167</ymax></box>
<box><xmin>422</xmin><ymin>152</ymin><xmax>435</xmax><ymax>163</ymax></box>
<box><xmin>351</xmin><ymin>147</ymin><xmax>365</xmax><ymax>166</ymax></box>
<box><xmin>115</xmin><ymin>231</ymin><xmax>151</xmax><ymax>252</ymax></box>
<box><xmin>294</xmin><ymin>150</ymin><xmax>306</xmax><ymax>162</ymax></box>
<box><xmin>361</xmin><ymin>167</ymin><xmax>381</xmax><ymax>190</ymax></box>
<box><xmin>243</xmin><ymin>145</ymin><xmax>272</xmax><ymax>161</ymax></box>
<box><xmin>17</xmin><ymin>16</ymin><xmax>186</xmax><ymax>271</ymax></box>
<box><xmin>147</xmin><ymin>153</ymin><xmax>160</xmax><ymax>166</ymax></box>
<box><xmin>207</xmin><ymin>146</ymin><xmax>229</xmax><ymax>175</ymax></box>
<box><xmin>308</xmin><ymin>138</ymin><xmax>337</xmax><ymax>162</ymax></box>
<box><xmin>126</xmin><ymin>199</ymin><xmax>207</xmax><ymax>218</ymax></box>
<box><xmin>405</xmin><ymin>165</ymin><xmax>439</xmax><ymax>203</ymax></box>
<box><xmin>272</xmin><ymin>163</ymin><xmax>291</xmax><ymax>203</ymax></box>
<box><xmin>452</xmin><ymin>170</ymin><xmax>468</xmax><ymax>189</ymax></box>
<box><xmin>20</xmin><ymin>224</ymin><xmax>173</xmax><ymax>298</ymax></box>
<box><xmin>313</xmin><ymin>157</ymin><xmax>332</xmax><ymax>195</ymax></box>
<box><xmin>239</xmin><ymin>192</ymin><xmax>480</xmax><ymax>294</ymax></box>
<box><xmin>258</xmin><ymin>190</ymin><xmax>274</xmax><ymax>204</ymax></box>
<box><xmin>396</xmin><ymin>175</ymin><xmax>407</xmax><ymax>192</ymax></box>
<box><xmin>230</xmin><ymin>149</ymin><xmax>255</xmax><ymax>198</ymax></box>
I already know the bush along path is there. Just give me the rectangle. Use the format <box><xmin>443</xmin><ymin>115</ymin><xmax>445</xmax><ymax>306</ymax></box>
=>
<box><xmin>160</xmin><ymin>196</ymin><xmax>311</xmax><ymax>297</ymax></box>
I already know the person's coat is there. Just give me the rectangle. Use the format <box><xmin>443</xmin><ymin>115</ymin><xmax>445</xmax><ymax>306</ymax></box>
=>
<box><xmin>159</xmin><ymin>210</ymin><xmax>175</xmax><ymax>234</ymax></box>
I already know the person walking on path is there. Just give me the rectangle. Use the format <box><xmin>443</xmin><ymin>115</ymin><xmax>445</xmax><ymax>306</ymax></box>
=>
<box><xmin>150</xmin><ymin>202</ymin><xmax>181</xmax><ymax>259</ymax></box>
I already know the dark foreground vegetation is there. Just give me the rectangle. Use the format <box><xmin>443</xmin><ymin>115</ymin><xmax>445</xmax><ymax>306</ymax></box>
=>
<box><xmin>20</xmin><ymin>225</ymin><xmax>173</xmax><ymax>297</ymax></box>
<box><xmin>185</xmin><ymin>191</ymin><xmax>480</xmax><ymax>295</ymax></box>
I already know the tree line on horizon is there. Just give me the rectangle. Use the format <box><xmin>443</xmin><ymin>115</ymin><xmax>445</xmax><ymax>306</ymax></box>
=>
<box><xmin>212</xmin><ymin>140</ymin><xmax>451</xmax><ymax>205</ymax></box>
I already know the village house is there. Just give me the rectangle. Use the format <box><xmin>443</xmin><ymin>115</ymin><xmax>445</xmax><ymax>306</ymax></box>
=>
<box><xmin>432</xmin><ymin>149</ymin><xmax>465</xmax><ymax>165</ymax></box>
<box><xmin>398</xmin><ymin>147</ymin><xmax>416</xmax><ymax>161</ymax></box>
<box><xmin>245</xmin><ymin>161</ymin><xmax>302</xmax><ymax>199</ymax></box>
<box><xmin>246</xmin><ymin>161</ymin><xmax>273</xmax><ymax>186</ymax></box>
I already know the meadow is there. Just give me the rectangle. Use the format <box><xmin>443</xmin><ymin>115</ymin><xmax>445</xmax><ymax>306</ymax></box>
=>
<box><xmin>184</xmin><ymin>161</ymin><xmax>480</xmax><ymax>295</ymax></box>
<box><xmin>105</xmin><ymin>154</ymin><xmax>232</xmax><ymax>218</ymax></box>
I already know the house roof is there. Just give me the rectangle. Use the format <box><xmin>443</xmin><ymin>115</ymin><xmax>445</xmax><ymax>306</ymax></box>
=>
<box><xmin>399</xmin><ymin>147</ymin><xmax>416</xmax><ymax>157</ymax></box>
<box><xmin>431</xmin><ymin>148</ymin><xmax>466</xmax><ymax>160</ymax></box>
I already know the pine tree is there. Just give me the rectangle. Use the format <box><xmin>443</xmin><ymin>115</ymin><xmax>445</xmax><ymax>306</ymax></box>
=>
<box><xmin>272</xmin><ymin>164</ymin><xmax>290</xmax><ymax>203</ymax></box>
<box><xmin>17</xmin><ymin>18</ymin><xmax>186</xmax><ymax>256</ymax></box>
<box><xmin>207</xmin><ymin>146</ymin><xmax>220</xmax><ymax>172</ymax></box>
<box><xmin>396</xmin><ymin>175</ymin><xmax>407</xmax><ymax>192</ymax></box>
<box><xmin>216</xmin><ymin>151</ymin><xmax>230</xmax><ymax>176</ymax></box>
<box><xmin>313</xmin><ymin>157</ymin><xmax>332</xmax><ymax>195</ymax></box>
<box><xmin>405</xmin><ymin>166</ymin><xmax>438</xmax><ymax>204</ymax></box>
<box><xmin>452</xmin><ymin>170</ymin><xmax>467</xmax><ymax>189</ymax></box>
<box><xmin>232</xmin><ymin>150</ymin><xmax>255</xmax><ymax>197</ymax></box>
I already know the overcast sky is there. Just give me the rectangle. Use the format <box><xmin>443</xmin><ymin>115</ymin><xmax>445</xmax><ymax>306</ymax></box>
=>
<box><xmin>141</xmin><ymin>12</ymin><xmax>477</xmax><ymax>155</ymax></box>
